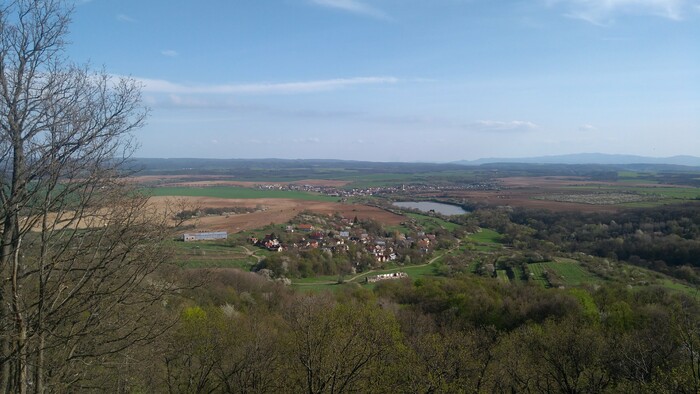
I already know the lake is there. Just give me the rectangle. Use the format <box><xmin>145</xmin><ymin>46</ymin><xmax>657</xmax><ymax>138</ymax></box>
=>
<box><xmin>393</xmin><ymin>201</ymin><xmax>468</xmax><ymax>216</ymax></box>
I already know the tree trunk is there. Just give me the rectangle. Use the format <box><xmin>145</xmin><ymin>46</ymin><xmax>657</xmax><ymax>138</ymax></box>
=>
<box><xmin>12</xmin><ymin>238</ymin><xmax>27</xmax><ymax>394</ymax></box>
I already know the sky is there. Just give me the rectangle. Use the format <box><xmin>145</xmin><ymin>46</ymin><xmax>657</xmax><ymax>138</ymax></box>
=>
<box><xmin>69</xmin><ymin>0</ymin><xmax>700</xmax><ymax>162</ymax></box>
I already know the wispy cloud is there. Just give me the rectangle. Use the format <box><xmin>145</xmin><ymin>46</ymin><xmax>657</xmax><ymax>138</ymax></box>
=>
<box><xmin>160</xmin><ymin>49</ymin><xmax>178</xmax><ymax>57</ymax></box>
<box><xmin>116</xmin><ymin>13</ymin><xmax>136</xmax><ymax>23</ymax></box>
<box><xmin>546</xmin><ymin>0</ymin><xmax>698</xmax><ymax>24</ymax></box>
<box><xmin>578</xmin><ymin>124</ymin><xmax>597</xmax><ymax>132</ymax></box>
<box><xmin>134</xmin><ymin>76</ymin><xmax>399</xmax><ymax>95</ymax></box>
<box><xmin>309</xmin><ymin>0</ymin><xmax>391</xmax><ymax>20</ymax></box>
<box><xmin>473</xmin><ymin>120</ymin><xmax>539</xmax><ymax>132</ymax></box>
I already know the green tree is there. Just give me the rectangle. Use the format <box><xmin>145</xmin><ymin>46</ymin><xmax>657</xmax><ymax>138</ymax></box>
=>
<box><xmin>284</xmin><ymin>294</ymin><xmax>402</xmax><ymax>393</ymax></box>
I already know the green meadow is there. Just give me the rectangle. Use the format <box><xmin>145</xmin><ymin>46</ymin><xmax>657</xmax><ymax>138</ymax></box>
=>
<box><xmin>147</xmin><ymin>186</ymin><xmax>339</xmax><ymax>201</ymax></box>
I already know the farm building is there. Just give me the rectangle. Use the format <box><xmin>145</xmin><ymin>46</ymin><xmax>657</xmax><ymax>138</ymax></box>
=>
<box><xmin>366</xmin><ymin>272</ymin><xmax>408</xmax><ymax>283</ymax></box>
<box><xmin>182</xmin><ymin>231</ymin><xmax>228</xmax><ymax>242</ymax></box>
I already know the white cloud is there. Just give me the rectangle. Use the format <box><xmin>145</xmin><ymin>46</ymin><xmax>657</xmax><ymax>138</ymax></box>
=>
<box><xmin>116</xmin><ymin>13</ymin><xmax>136</xmax><ymax>23</ymax></box>
<box><xmin>578</xmin><ymin>124</ymin><xmax>598</xmax><ymax>131</ymax></box>
<box><xmin>474</xmin><ymin>120</ymin><xmax>539</xmax><ymax>132</ymax></box>
<box><xmin>133</xmin><ymin>76</ymin><xmax>399</xmax><ymax>95</ymax></box>
<box><xmin>547</xmin><ymin>0</ymin><xmax>697</xmax><ymax>24</ymax></box>
<box><xmin>160</xmin><ymin>49</ymin><xmax>178</xmax><ymax>57</ymax></box>
<box><xmin>309</xmin><ymin>0</ymin><xmax>391</xmax><ymax>20</ymax></box>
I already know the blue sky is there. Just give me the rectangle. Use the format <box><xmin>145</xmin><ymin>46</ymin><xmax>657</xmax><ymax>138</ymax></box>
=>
<box><xmin>70</xmin><ymin>0</ymin><xmax>700</xmax><ymax>161</ymax></box>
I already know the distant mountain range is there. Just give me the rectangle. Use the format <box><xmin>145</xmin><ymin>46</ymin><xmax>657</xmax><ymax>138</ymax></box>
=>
<box><xmin>454</xmin><ymin>153</ymin><xmax>700</xmax><ymax>167</ymax></box>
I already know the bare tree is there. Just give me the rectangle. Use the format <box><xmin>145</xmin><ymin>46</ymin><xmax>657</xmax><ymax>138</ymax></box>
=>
<box><xmin>0</xmin><ymin>1</ymin><xmax>174</xmax><ymax>392</ymax></box>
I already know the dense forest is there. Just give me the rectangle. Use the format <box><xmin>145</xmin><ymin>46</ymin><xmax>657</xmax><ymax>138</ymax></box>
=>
<box><xmin>86</xmin><ymin>269</ymin><xmax>700</xmax><ymax>393</ymax></box>
<box><xmin>500</xmin><ymin>205</ymin><xmax>700</xmax><ymax>283</ymax></box>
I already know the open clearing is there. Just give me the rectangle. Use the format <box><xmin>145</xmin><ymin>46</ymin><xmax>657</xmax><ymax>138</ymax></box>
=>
<box><xmin>148</xmin><ymin>186</ymin><xmax>339</xmax><ymax>201</ymax></box>
<box><xmin>159</xmin><ymin>179</ymin><xmax>352</xmax><ymax>188</ymax></box>
<box><xmin>129</xmin><ymin>175</ymin><xmax>351</xmax><ymax>188</ymax></box>
<box><xmin>418</xmin><ymin>176</ymin><xmax>700</xmax><ymax>212</ymax></box>
<box><xmin>528</xmin><ymin>259</ymin><xmax>599</xmax><ymax>288</ymax></box>
<box><xmin>149</xmin><ymin>196</ymin><xmax>404</xmax><ymax>233</ymax></box>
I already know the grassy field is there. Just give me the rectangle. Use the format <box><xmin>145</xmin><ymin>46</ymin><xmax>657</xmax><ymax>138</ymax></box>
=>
<box><xmin>528</xmin><ymin>259</ymin><xmax>599</xmax><ymax>288</ymax></box>
<box><xmin>405</xmin><ymin>212</ymin><xmax>461</xmax><ymax>231</ymax></box>
<box><xmin>465</xmin><ymin>228</ymin><xmax>503</xmax><ymax>251</ymax></box>
<box><xmin>527</xmin><ymin>263</ymin><xmax>551</xmax><ymax>287</ymax></box>
<box><xmin>549</xmin><ymin>258</ymin><xmax>600</xmax><ymax>286</ymax></box>
<box><xmin>148</xmin><ymin>186</ymin><xmax>339</xmax><ymax>202</ymax></box>
<box><xmin>565</xmin><ymin>184</ymin><xmax>700</xmax><ymax>202</ymax></box>
<box><xmin>167</xmin><ymin>240</ymin><xmax>268</xmax><ymax>269</ymax></box>
<box><xmin>656</xmin><ymin>279</ymin><xmax>700</xmax><ymax>297</ymax></box>
<box><xmin>469</xmin><ymin>228</ymin><xmax>502</xmax><ymax>244</ymax></box>
<box><xmin>496</xmin><ymin>270</ymin><xmax>510</xmax><ymax>283</ymax></box>
<box><xmin>512</xmin><ymin>265</ymin><xmax>526</xmax><ymax>282</ymax></box>
<box><xmin>293</xmin><ymin>264</ymin><xmax>438</xmax><ymax>293</ymax></box>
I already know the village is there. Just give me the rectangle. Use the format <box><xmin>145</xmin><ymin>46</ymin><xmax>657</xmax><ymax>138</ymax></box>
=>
<box><xmin>245</xmin><ymin>213</ymin><xmax>440</xmax><ymax>276</ymax></box>
<box><xmin>255</xmin><ymin>181</ymin><xmax>499</xmax><ymax>198</ymax></box>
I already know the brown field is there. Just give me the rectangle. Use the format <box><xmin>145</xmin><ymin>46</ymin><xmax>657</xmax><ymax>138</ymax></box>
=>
<box><xmin>497</xmin><ymin>176</ymin><xmax>607</xmax><ymax>188</ymax></box>
<box><xmin>418</xmin><ymin>190</ymin><xmax>620</xmax><ymax>212</ymax></box>
<box><xmin>149</xmin><ymin>196</ymin><xmax>403</xmax><ymax>233</ymax></box>
<box><xmin>410</xmin><ymin>176</ymin><xmax>691</xmax><ymax>212</ymax></box>
<box><xmin>497</xmin><ymin>176</ymin><xmax>688</xmax><ymax>189</ymax></box>
<box><xmin>417</xmin><ymin>176</ymin><xmax>652</xmax><ymax>212</ymax></box>
<box><xmin>128</xmin><ymin>175</ymin><xmax>351</xmax><ymax>188</ymax></box>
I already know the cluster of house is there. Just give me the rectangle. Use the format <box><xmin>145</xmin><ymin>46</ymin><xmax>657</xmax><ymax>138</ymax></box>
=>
<box><xmin>253</xmin><ymin>182</ymin><xmax>499</xmax><ymax>198</ymax></box>
<box><xmin>248</xmin><ymin>219</ymin><xmax>436</xmax><ymax>264</ymax></box>
<box><xmin>249</xmin><ymin>223</ymin><xmax>352</xmax><ymax>255</ymax></box>
<box><xmin>370</xmin><ymin>240</ymin><xmax>397</xmax><ymax>263</ymax></box>
<box><xmin>249</xmin><ymin>234</ymin><xmax>283</xmax><ymax>252</ymax></box>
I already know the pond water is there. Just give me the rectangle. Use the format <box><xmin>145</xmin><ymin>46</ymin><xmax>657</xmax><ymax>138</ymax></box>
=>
<box><xmin>393</xmin><ymin>201</ymin><xmax>468</xmax><ymax>216</ymax></box>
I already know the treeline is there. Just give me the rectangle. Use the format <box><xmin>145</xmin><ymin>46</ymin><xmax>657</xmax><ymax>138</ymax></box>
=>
<box><xmin>98</xmin><ymin>270</ymin><xmax>700</xmax><ymax>393</ymax></box>
<box><xmin>474</xmin><ymin>204</ymin><xmax>700</xmax><ymax>283</ymax></box>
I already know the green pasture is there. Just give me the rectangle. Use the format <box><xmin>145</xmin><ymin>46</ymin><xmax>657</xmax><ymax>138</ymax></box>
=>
<box><xmin>656</xmin><ymin>279</ymin><xmax>700</xmax><ymax>297</ymax></box>
<box><xmin>468</xmin><ymin>228</ymin><xmax>502</xmax><ymax>244</ymax></box>
<box><xmin>616</xmin><ymin>171</ymin><xmax>659</xmax><ymax>183</ymax></box>
<box><xmin>292</xmin><ymin>260</ymin><xmax>439</xmax><ymax>292</ymax></box>
<box><xmin>167</xmin><ymin>240</ymin><xmax>267</xmax><ymax>269</ymax></box>
<box><xmin>512</xmin><ymin>265</ymin><xmax>526</xmax><ymax>282</ymax></box>
<box><xmin>566</xmin><ymin>185</ymin><xmax>700</xmax><ymax>200</ymax></box>
<box><xmin>147</xmin><ymin>186</ymin><xmax>339</xmax><ymax>202</ymax></box>
<box><xmin>496</xmin><ymin>270</ymin><xmax>510</xmax><ymax>283</ymax></box>
<box><xmin>528</xmin><ymin>259</ymin><xmax>599</xmax><ymax>288</ymax></box>
<box><xmin>465</xmin><ymin>228</ymin><xmax>503</xmax><ymax>251</ymax></box>
<box><xmin>405</xmin><ymin>213</ymin><xmax>460</xmax><ymax>231</ymax></box>
<box><xmin>527</xmin><ymin>263</ymin><xmax>551</xmax><ymax>287</ymax></box>
<box><xmin>549</xmin><ymin>258</ymin><xmax>600</xmax><ymax>286</ymax></box>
